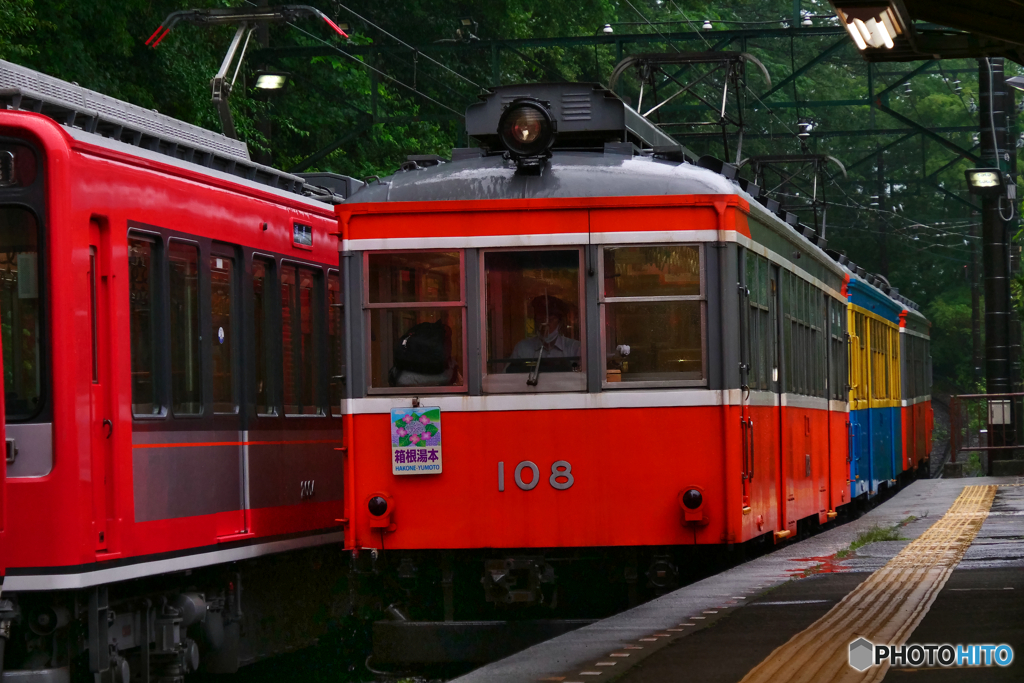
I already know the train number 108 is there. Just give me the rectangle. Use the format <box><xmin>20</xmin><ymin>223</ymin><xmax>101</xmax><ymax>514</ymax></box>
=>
<box><xmin>498</xmin><ymin>460</ymin><xmax>574</xmax><ymax>491</ymax></box>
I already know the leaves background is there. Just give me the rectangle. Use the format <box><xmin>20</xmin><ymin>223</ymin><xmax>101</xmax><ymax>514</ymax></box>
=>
<box><xmin>2</xmin><ymin>0</ymin><xmax>1020</xmax><ymax>391</ymax></box>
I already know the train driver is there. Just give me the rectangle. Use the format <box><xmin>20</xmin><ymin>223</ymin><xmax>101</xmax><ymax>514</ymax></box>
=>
<box><xmin>510</xmin><ymin>294</ymin><xmax>581</xmax><ymax>369</ymax></box>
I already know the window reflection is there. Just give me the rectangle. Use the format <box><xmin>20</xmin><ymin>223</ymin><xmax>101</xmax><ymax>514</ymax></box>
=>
<box><xmin>0</xmin><ymin>207</ymin><xmax>42</xmax><ymax>419</ymax></box>
<box><xmin>253</xmin><ymin>258</ymin><xmax>273</xmax><ymax>414</ymax></box>
<box><xmin>169</xmin><ymin>241</ymin><xmax>201</xmax><ymax>414</ymax></box>
<box><xmin>367</xmin><ymin>251</ymin><xmax>464</xmax><ymax>390</ymax></box>
<box><xmin>211</xmin><ymin>255</ymin><xmax>236</xmax><ymax>413</ymax></box>
<box><xmin>484</xmin><ymin>250</ymin><xmax>582</xmax><ymax>375</ymax></box>
<box><xmin>602</xmin><ymin>245</ymin><xmax>704</xmax><ymax>384</ymax></box>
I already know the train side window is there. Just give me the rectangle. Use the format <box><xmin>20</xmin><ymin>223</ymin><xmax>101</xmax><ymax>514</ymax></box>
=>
<box><xmin>211</xmin><ymin>255</ymin><xmax>236</xmax><ymax>413</ymax></box>
<box><xmin>129</xmin><ymin>235</ymin><xmax>160</xmax><ymax>416</ymax></box>
<box><xmin>483</xmin><ymin>249</ymin><xmax>583</xmax><ymax>393</ymax></box>
<box><xmin>282</xmin><ymin>264</ymin><xmax>321</xmax><ymax>414</ymax></box>
<box><xmin>253</xmin><ymin>258</ymin><xmax>275</xmax><ymax>415</ymax></box>
<box><xmin>0</xmin><ymin>207</ymin><xmax>43</xmax><ymax>420</ymax></box>
<box><xmin>366</xmin><ymin>251</ymin><xmax>465</xmax><ymax>392</ymax></box>
<box><xmin>328</xmin><ymin>270</ymin><xmax>345</xmax><ymax>411</ymax></box>
<box><xmin>168</xmin><ymin>240</ymin><xmax>201</xmax><ymax>415</ymax></box>
<box><xmin>600</xmin><ymin>245</ymin><xmax>704</xmax><ymax>387</ymax></box>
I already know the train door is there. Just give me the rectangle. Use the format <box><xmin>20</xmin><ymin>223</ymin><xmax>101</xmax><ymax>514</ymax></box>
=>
<box><xmin>770</xmin><ymin>265</ymin><xmax>787</xmax><ymax>534</ymax></box>
<box><xmin>89</xmin><ymin>219</ymin><xmax>116</xmax><ymax>553</ymax></box>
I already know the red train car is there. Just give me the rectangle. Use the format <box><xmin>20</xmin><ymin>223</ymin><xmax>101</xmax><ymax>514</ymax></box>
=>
<box><xmin>0</xmin><ymin>60</ymin><xmax>354</xmax><ymax>680</ymax></box>
<box><xmin>336</xmin><ymin>84</ymin><xmax>930</xmax><ymax>662</ymax></box>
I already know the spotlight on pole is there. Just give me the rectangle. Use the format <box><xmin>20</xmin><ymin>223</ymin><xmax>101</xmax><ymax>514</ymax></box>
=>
<box><xmin>254</xmin><ymin>71</ymin><xmax>289</xmax><ymax>90</ymax></box>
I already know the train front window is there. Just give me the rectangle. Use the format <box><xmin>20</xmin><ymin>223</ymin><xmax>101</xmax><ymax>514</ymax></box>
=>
<box><xmin>366</xmin><ymin>251</ymin><xmax>465</xmax><ymax>392</ymax></box>
<box><xmin>483</xmin><ymin>249</ymin><xmax>584</xmax><ymax>392</ymax></box>
<box><xmin>0</xmin><ymin>207</ymin><xmax>43</xmax><ymax>419</ymax></box>
<box><xmin>601</xmin><ymin>245</ymin><xmax>705</xmax><ymax>386</ymax></box>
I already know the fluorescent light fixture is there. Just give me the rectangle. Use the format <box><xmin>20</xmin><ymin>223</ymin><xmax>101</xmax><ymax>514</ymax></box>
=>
<box><xmin>965</xmin><ymin>168</ymin><xmax>1005</xmax><ymax>196</ymax></box>
<box><xmin>835</xmin><ymin>4</ymin><xmax>902</xmax><ymax>50</ymax></box>
<box><xmin>254</xmin><ymin>73</ymin><xmax>288</xmax><ymax>90</ymax></box>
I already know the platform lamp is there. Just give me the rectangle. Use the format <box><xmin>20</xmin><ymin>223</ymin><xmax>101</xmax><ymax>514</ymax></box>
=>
<box><xmin>254</xmin><ymin>71</ymin><xmax>289</xmax><ymax>91</ymax></box>
<box><xmin>458</xmin><ymin>16</ymin><xmax>479</xmax><ymax>41</ymax></box>
<box><xmin>831</xmin><ymin>2</ymin><xmax>906</xmax><ymax>50</ymax></box>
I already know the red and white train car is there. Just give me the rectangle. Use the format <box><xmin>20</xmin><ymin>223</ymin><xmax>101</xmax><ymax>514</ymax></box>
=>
<box><xmin>335</xmin><ymin>84</ymin><xmax>929</xmax><ymax>662</ymax></box>
<box><xmin>0</xmin><ymin>60</ymin><xmax>354</xmax><ymax>681</ymax></box>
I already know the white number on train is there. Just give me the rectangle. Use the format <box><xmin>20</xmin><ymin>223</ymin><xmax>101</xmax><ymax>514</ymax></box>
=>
<box><xmin>498</xmin><ymin>461</ymin><xmax>574</xmax><ymax>491</ymax></box>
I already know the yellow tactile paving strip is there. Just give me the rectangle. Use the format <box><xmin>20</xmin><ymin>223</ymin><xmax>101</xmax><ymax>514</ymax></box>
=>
<box><xmin>738</xmin><ymin>485</ymin><xmax>997</xmax><ymax>683</ymax></box>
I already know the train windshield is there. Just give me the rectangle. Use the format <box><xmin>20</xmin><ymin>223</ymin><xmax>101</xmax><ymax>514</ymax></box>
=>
<box><xmin>484</xmin><ymin>249</ymin><xmax>583</xmax><ymax>377</ymax></box>
<box><xmin>0</xmin><ymin>206</ymin><xmax>43</xmax><ymax>420</ymax></box>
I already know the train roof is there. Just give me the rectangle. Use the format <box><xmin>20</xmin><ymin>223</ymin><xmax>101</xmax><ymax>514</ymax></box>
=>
<box><xmin>347</xmin><ymin>82</ymin><xmax>923</xmax><ymax>317</ymax></box>
<box><xmin>0</xmin><ymin>59</ymin><xmax>357</xmax><ymax>204</ymax></box>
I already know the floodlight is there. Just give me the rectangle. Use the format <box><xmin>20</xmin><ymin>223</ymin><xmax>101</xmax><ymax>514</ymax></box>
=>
<box><xmin>965</xmin><ymin>168</ymin><xmax>1005</xmax><ymax>196</ymax></box>
<box><xmin>254</xmin><ymin>72</ymin><xmax>288</xmax><ymax>90</ymax></box>
<box><xmin>834</xmin><ymin>4</ymin><xmax>903</xmax><ymax>50</ymax></box>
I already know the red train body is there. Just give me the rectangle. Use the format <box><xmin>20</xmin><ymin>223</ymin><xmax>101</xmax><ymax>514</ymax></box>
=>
<box><xmin>0</xmin><ymin>61</ymin><xmax>353</xmax><ymax>680</ymax></box>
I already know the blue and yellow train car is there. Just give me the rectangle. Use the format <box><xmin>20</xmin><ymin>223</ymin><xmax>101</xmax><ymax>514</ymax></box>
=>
<box><xmin>846</xmin><ymin>273</ymin><xmax>912</xmax><ymax>500</ymax></box>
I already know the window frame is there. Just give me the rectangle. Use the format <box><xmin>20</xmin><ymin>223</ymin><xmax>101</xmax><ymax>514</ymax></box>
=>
<box><xmin>251</xmin><ymin>252</ymin><xmax>278</xmax><ymax>417</ymax></box>
<box><xmin>327</xmin><ymin>267</ymin><xmax>345</xmax><ymax>415</ymax></box>
<box><xmin>479</xmin><ymin>246</ymin><xmax>588</xmax><ymax>394</ymax></box>
<box><xmin>209</xmin><ymin>245</ymin><xmax>239</xmax><ymax>415</ymax></box>
<box><xmin>363</xmin><ymin>248</ymin><xmax>468</xmax><ymax>395</ymax></box>
<box><xmin>127</xmin><ymin>229</ymin><xmax>166</xmax><ymax>420</ymax></box>
<box><xmin>166</xmin><ymin>237</ymin><xmax>203</xmax><ymax>418</ymax></box>
<box><xmin>597</xmin><ymin>243</ymin><xmax>707</xmax><ymax>389</ymax></box>
<box><xmin>281</xmin><ymin>259</ymin><xmax>326</xmax><ymax>415</ymax></box>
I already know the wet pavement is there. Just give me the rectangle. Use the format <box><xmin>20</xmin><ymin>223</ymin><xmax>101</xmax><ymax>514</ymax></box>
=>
<box><xmin>450</xmin><ymin>476</ymin><xmax>1023</xmax><ymax>683</ymax></box>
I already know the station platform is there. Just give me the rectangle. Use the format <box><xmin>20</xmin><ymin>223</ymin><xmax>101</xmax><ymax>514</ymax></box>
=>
<box><xmin>451</xmin><ymin>477</ymin><xmax>1023</xmax><ymax>683</ymax></box>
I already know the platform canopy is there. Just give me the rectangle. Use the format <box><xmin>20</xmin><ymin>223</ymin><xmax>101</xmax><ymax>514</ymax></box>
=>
<box><xmin>828</xmin><ymin>0</ymin><xmax>1024</xmax><ymax>64</ymax></box>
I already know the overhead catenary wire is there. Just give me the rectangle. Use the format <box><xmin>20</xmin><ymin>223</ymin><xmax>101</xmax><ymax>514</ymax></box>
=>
<box><xmin>286</xmin><ymin>21</ymin><xmax>465</xmax><ymax>117</ymax></box>
<box><xmin>328</xmin><ymin>1</ymin><xmax>485</xmax><ymax>91</ymax></box>
<box><xmin>621</xmin><ymin>0</ymin><xmax>682</xmax><ymax>52</ymax></box>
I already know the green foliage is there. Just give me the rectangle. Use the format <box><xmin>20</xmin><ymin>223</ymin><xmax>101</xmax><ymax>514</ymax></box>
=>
<box><xmin>927</xmin><ymin>288</ymin><xmax>980</xmax><ymax>392</ymax></box>
<box><xmin>0</xmin><ymin>0</ymin><xmax>40</xmax><ymax>61</ymax></box>
<box><xmin>849</xmin><ymin>523</ymin><xmax>907</xmax><ymax>551</ymax></box>
<box><xmin>963</xmin><ymin>452</ymin><xmax>986</xmax><ymax>477</ymax></box>
<box><xmin>1</xmin><ymin>1</ymin><xmax>1022</xmax><ymax>394</ymax></box>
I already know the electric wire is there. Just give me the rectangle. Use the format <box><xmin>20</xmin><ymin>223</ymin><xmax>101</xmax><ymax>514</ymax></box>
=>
<box><xmin>328</xmin><ymin>1</ymin><xmax>485</xmax><ymax>91</ymax></box>
<box><xmin>621</xmin><ymin>0</ymin><xmax>682</xmax><ymax>52</ymax></box>
<box><xmin>286</xmin><ymin>21</ymin><xmax>465</xmax><ymax>117</ymax></box>
<box><xmin>666</xmin><ymin>1</ymin><xmax>713</xmax><ymax>49</ymax></box>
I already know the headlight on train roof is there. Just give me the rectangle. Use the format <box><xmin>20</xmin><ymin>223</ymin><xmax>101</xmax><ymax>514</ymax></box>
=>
<box><xmin>498</xmin><ymin>98</ymin><xmax>557</xmax><ymax>158</ymax></box>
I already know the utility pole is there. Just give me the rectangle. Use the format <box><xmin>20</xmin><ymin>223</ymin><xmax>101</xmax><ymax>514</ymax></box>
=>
<box><xmin>978</xmin><ymin>56</ymin><xmax>1013</xmax><ymax>396</ymax></box>
<box><xmin>971</xmin><ymin>220</ymin><xmax>982</xmax><ymax>384</ymax></box>
<box><xmin>255</xmin><ymin>0</ymin><xmax>272</xmax><ymax>165</ymax></box>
